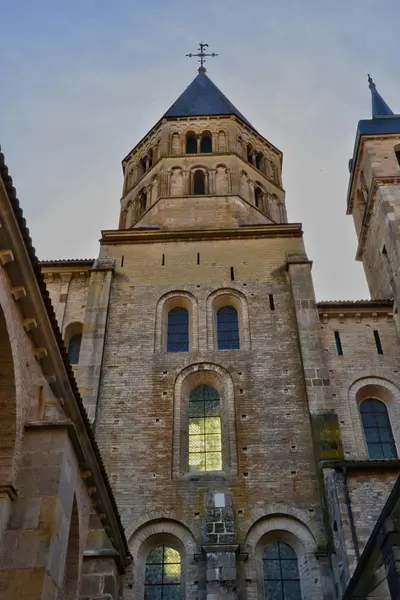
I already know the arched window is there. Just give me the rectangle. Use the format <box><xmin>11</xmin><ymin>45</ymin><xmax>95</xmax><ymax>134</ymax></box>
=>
<box><xmin>186</xmin><ymin>132</ymin><xmax>197</xmax><ymax>154</ymax></box>
<box><xmin>139</xmin><ymin>157</ymin><xmax>146</xmax><ymax>175</ymax></box>
<box><xmin>148</xmin><ymin>148</ymin><xmax>153</xmax><ymax>168</ymax></box>
<box><xmin>254</xmin><ymin>186</ymin><xmax>263</xmax><ymax>209</ymax></box>
<box><xmin>200</xmin><ymin>131</ymin><xmax>212</xmax><ymax>153</ymax></box>
<box><xmin>144</xmin><ymin>545</ymin><xmax>181</xmax><ymax>599</ymax></box>
<box><xmin>189</xmin><ymin>385</ymin><xmax>222</xmax><ymax>472</ymax></box>
<box><xmin>360</xmin><ymin>398</ymin><xmax>397</xmax><ymax>458</ymax></box>
<box><xmin>263</xmin><ymin>542</ymin><xmax>302</xmax><ymax>600</ymax></box>
<box><xmin>255</xmin><ymin>152</ymin><xmax>264</xmax><ymax>171</ymax></box>
<box><xmin>395</xmin><ymin>144</ymin><xmax>400</xmax><ymax>167</ymax></box>
<box><xmin>193</xmin><ymin>170</ymin><xmax>205</xmax><ymax>195</ymax></box>
<box><xmin>247</xmin><ymin>144</ymin><xmax>253</xmax><ymax>164</ymax></box>
<box><xmin>217</xmin><ymin>306</ymin><xmax>240</xmax><ymax>350</ymax></box>
<box><xmin>68</xmin><ymin>334</ymin><xmax>82</xmax><ymax>365</ymax></box>
<box><xmin>167</xmin><ymin>307</ymin><xmax>189</xmax><ymax>352</ymax></box>
<box><xmin>139</xmin><ymin>189</ymin><xmax>147</xmax><ymax>213</ymax></box>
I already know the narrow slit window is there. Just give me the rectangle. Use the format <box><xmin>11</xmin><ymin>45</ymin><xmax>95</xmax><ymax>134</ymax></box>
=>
<box><xmin>334</xmin><ymin>331</ymin><xmax>343</xmax><ymax>356</ymax></box>
<box><xmin>189</xmin><ymin>385</ymin><xmax>222</xmax><ymax>472</ymax></box>
<box><xmin>167</xmin><ymin>307</ymin><xmax>189</xmax><ymax>352</ymax></box>
<box><xmin>374</xmin><ymin>330</ymin><xmax>383</xmax><ymax>354</ymax></box>
<box><xmin>145</xmin><ymin>545</ymin><xmax>181</xmax><ymax>599</ymax></box>
<box><xmin>68</xmin><ymin>334</ymin><xmax>82</xmax><ymax>365</ymax></box>
<box><xmin>197</xmin><ymin>252</ymin><xmax>200</xmax><ymax>265</ymax></box>
<box><xmin>162</xmin><ymin>253</ymin><xmax>165</xmax><ymax>266</ymax></box>
<box><xmin>360</xmin><ymin>399</ymin><xmax>397</xmax><ymax>459</ymax></box>
<box><xmin>121</xmin><ymin>255</ymin><xmax>124</xmax><ymax>267</ymax></box>
<box><xmin>217</xmin><ymin>306</ymin><xmax>240</xmax><ymax>350</ymax></box>
<box><xmin>269</xmin><ymin>294</ymin><xmax>275</xmax><ymax>311</ymax></box>
<box><xmin>230</xmin><ymin>266</ymin><xmax>235</xmax><ymax>281</ymax></box>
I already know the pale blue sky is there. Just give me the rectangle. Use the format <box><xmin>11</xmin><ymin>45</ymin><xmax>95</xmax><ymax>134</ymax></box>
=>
<box><xmin>1</xmin><ymin>1</ymin><xmax>399</xmax><ymax>299</ymax></box>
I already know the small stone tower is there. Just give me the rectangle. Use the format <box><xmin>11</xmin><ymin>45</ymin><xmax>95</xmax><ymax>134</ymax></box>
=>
<box><xmin>347</xmin><ymin>76</ymin><xmax>400</xmax><ymax>304</ymax></box>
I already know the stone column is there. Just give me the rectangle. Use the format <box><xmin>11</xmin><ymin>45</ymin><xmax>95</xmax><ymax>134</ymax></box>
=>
<box><xmin>248</xmin><ymin>181</ymin><xmax>255</xmax><ymax>205</ymax></box>
<box><xmin>78</xmin><ymin>257</ymin><xmax>115</xmax><ymax>423</ymax></box>
<box><xmin>0</xmin><ymin>426</ymin><xmax>79</xmax><ymax>599</ymax></box>
<box><xmin>55</xmin><ymin>272</ymin><xmax>72</xmax><ymax>330</ymax></box>
<box><xmin>230</xmin><ymin>171</ymin><xmax>240</xmax><ymax>196</ymax></box>
<box><xmin>197</xmin><ymin>136</ymin><xmax>201</xmax><ymax>154</ymax></box>
<box><xmin>209</xmin><ymin>169</ymin><xmax>216</xmax><ymax>195</ymax></box>
<box><xmin>183</xmin><ymin>170</ymin><xmax>190</xmax><ymax>196</ymax></box>
<box><xmin>202</xmin><ymin>492</ymin><xmax>237</xmax><ymax>600</ymax></box>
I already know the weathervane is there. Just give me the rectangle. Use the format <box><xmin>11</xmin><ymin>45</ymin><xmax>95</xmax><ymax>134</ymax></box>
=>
<box><xmin>186</xmin><ymin>43</ymin><xmax>218</xmax><ymax>73</ymax></box>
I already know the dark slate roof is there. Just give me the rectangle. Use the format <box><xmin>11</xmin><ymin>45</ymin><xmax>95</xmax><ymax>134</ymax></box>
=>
<box><xmin>164</xmin><ymin>70</ymin><xmax>254</xmax><ymax>129</ymax></box>
<box><xmin>368</xmin><ymin>75</ymin><xmax>394</xmax><ymax>118</ymax></box>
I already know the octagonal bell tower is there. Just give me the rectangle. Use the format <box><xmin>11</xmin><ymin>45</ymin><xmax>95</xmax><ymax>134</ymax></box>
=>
<box><xmin>119</xmin><ymin>68</ymin><xmax>286</xmax><ymax>231</ymax></box>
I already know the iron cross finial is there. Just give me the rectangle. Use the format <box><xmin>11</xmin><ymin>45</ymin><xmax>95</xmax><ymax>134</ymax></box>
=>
<box><xmin>186</xmin><ymin>43</ymin><xmax>218</xmax><ymax>73</ymax></box>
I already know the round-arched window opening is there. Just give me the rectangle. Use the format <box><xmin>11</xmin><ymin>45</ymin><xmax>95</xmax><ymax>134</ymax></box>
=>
<box><xmin>360</xmin><ymin>398</ymin><xmax>397</xmax><ymax>458</ymax></box>
<box><xmin>144</xmin><ymin>545</ymin><xmax>181</xmax><ymax>599</ymax></box>
<box><xmin>200</xmin><ymin>131</ymin><xmax>212</xmax><ymax>153</ymax></box>
<box><xmin>186</xmin><ymin>132</ymin><xmax>197</xmax><ymax>154</ymax></box>
<box><xmin>193</xmin><ymin>170</ymin><xmax>205</xmax><ymax>195</ymax></box>
<box><xmin>255</xmin><ymin>186</ymin><xmax>263</xmax><ymax>209</ymax></box>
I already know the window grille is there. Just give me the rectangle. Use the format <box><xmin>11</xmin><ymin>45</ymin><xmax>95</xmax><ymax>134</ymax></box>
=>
<box><xmin>360</xmin><ymin>398</ymin><xmax>397</xmax><ymax>459</ymax></box>
<box><xmin>217</xmin><ymin>306</ymin><xmax>240</xmax><ymax>350</ymax></box>
<box><xmin>144</xmin><ymin>545</ymin><xmax>181</xmax><ymax>599</ymax></box>
<box><xmin>167</xmin><ymin>308</ymin><xmax>189</xmax><ymax>352</ymax></box>
<box><xmin>68</xmin><ymin>334</ymin><xmax>82</xmax><ymax>365</ymax></box>
<box><xmin>263</xmin><ymin>542</ymin><xmax>302</xmax><ymax>600</ymax></box>
<box><xmin>189</xmin><ymin>385</ymin><xmax>222</xmax><ymax>472</ymax></box>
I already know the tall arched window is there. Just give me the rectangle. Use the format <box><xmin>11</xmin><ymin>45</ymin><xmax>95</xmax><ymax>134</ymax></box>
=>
<box><xmin>189</xmin><ymin>385</ymin><xmax>222</xmax><ymax>472</ymax></box>
<box><xmin>247</xmin><ymin>144</ymin><xmax>253</xmax><ymax>164</ymax></box>
<box><xmin>139</xmin><ymin>189</ymin><xmax>147</xmax><ymax>214</ymax></box>
<box><xmin>68</xmin><ymin>334</ymin><xmax>82</xmax><ymax>365</ymax></box>
<box><xmin>193</xmin><ymin>170</ymin><xmax>205</xmax><ymax>195</ymax></box>
<box><xmin>144</xmin><ymin>545</ymin><xmax>181</xmax><ymax>599</ymax></box>
<box><xmin>167</xmin><ymin>307</ymin><xmax>189</xmax><ymax>352</ymax></box>
<box><xmin>255</xmin><ymin>152</ymin><xmax>264</xmax><ymax>171</ymax></box>
<box><xmin>217</xmin><ymin>306</ymin><xmax>240</xmax><ymax>350</ymax></box>
<box><xmin>263</xmin><ymin>542</ymin><xmax>302</xmax><ymax>600</ymax></box>
<box><xmin>255</xmin><ymin>186</ymin><xmax>263</xmax><ymax>209</ymax></box>
<box><xmin>360</xmin><ymin>398</ymin><xmax>397</xmax><ymax>458</ymax></box>
<box><xmin>200</xmin><ymin>131</ymin><xmax>212</xmax><ymax>153</ymax></box>
<box><xmin>186</xmin><ymin>132</ymin><xmax>197</xmax><ymax>154</ymax></box>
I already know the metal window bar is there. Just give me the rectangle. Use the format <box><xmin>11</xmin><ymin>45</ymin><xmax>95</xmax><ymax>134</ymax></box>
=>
<box><xmin>263</xmin><ymin>542</ymin><xmax>302</xmax><ymax>600</ymax></box>
<box><xmin>360</xmin><ymin>398</ymin><xmax>397</xmax><ymax>459</ymax></box>
<box><xmin>189</xmin><ymin>385</ymin><xmax>222</xmax><ymax>472</ymax></box>
<box><xmin>144</xmin><ymin>545</ymin><xmax>181</xmax><ymax>599</ymax></box>
<box><xmin>217</xmin><ymin>306</ymin><xmax>240</xmax><ymax>350</ymax></box>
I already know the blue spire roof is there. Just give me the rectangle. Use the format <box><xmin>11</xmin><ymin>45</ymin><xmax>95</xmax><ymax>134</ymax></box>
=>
<box><xmin>368</xmin><ymin>75</ymin><xmax>394</xmax><ymax>118</ymax></box>
<box><xmin>164</xmin><ymin>70</ymin><xmax>254</xmax><ymax>129</ymax></box>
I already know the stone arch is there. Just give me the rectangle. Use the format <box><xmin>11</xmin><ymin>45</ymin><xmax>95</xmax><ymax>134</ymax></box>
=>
<box><xmin>171</xmin><ymin>131</ymin><xmax>181</xmax><ymax>155</ymax></box>
<box><xmin>206</xmin><ymin>288</ymin><xmax>251</xmax><ymax>351</ymax></box>
<box><xmin>0</xmin><ymin>305</ymin><xmax>18</xmax><ymax>484</ymax></box>
<box><xmin>129</xmin><ymin>518</ymin><xmax>198</xmax><ymax>600</ymax></box>
<box><xmin>64</xmin><ymin>495</ymin><xmax>81</xmax><ymax>599</ymax></box>
<box><xmin>244</xmin><ymin>514</ymin><xmax>321</xmax><ymax>600</ymax></box>
<box><xmin>348</xmin><ymin>376</ymin><xmax>400</xmax><ymax>459</ymax></box>
<box><xmin>185</xmin><ymin>131</ymin><xmax>197</xmax><ymax>154</ymax></box>
<box><xmin>239</xmin><ymin>170</ymin><xmax>249</xmax><ymax>200</ymax></box>
<box><xmin>218</xmin><ymin>130</ymin><xmax>227</xmax><ymax>152</ymax></box>
<box><xmin>190</xmin><ymin>167</ymin><xmax>208</xmax><ymax>195</ymax></box>
<box><xmin>64</xmin><ymin>321</ymin><xmax>83</xmax><ymax>365</ymax></box>
<box><xmin>154</xmin><ymin>291</ymin><xmax>199</xmax><ymax>352</ymax></box>
<box><xmin>172</xmin><ymin>363</ymin><xmax>238</xmax><ymax>478</ymax></box>
<box><xmin>170</xmin><ymin>167</ymin><xmax>184</xmax><ymax>196</ymax></box>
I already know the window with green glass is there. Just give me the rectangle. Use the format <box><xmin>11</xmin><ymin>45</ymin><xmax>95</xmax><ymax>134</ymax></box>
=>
<box><xmin>188</xmin><ymin>385</ymin><xmax>222</xmax><ymax>472</ymax></box>
<box><xmin>144</xmin><ymin>545</ymin><xmax>181</xmax><ymax>600</ymax></box>
<box><xmin>263</xmin><ymin>542</ymin><xmax>301</xmax><ymax>600</ymax></box>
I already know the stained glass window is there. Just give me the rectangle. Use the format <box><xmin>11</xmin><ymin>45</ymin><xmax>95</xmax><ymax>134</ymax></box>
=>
<box><xmin>68</xmin><ymin>334</ymin><xmax>82</xmax><ymax>365</ymax></box>
<box><xmin>263</xmin><ymin>542</ymin><xmax>301</xmax><ymax>600</ymax></box>
<box><xmin>217</xmin><ymin>306</ymin><xmax>239</xmax><ymax>350</ymax></box>
<box><xmin>144</xmin><ymin>545</ymin><xmax>181</xmax><ymax>600</ymax></box>
<box><xmin>167</xmin><ymin>308</ymin><xmax>189</xmax><ymax>352</ymax></box>
<box><xmin>360</xmin><ymin>398</ymin><xmax>397</xmax><ymax>459</ymax></box>
<box><xmin>188</xmin><ymin>385</ymin><xmax>222</xmax><ymax>472</ymax></box>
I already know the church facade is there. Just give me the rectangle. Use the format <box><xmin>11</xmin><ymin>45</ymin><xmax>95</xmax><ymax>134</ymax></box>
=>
<box><xmin>1</xmin><ymin>61</ymin><xmax>400</xmax><ymax>599</ymax></box>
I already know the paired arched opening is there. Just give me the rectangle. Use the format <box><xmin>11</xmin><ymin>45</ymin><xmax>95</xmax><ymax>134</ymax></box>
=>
<box><xmin>185</xmin><ymin>131</ymin><xmax>213</xmax><ymax>154</ymax></box>
<box><xmin>156</xmin><ymin>292</ymin><xmax>198</xmax><ymax>353</ymax></box>
<box><xmin>65</xmin><ymin>322</ymin><xmax>83</xmax><ymax>365</ymax></box>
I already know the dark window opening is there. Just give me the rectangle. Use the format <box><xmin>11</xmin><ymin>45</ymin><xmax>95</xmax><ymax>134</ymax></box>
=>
<box><xmin>360</xmin><ymin>398</ymin><xmax>397</xmax><ymax>459</ymax></box>
<box><xmin>162</xmin><ymin>253</ymin><xmax>165</xmax><ymax>266</ymax></box>
<box><xmin>139</xmin><ymin>157</ymin><xmax>146</xmax><ymax>174</ymax></box>
<box><xmin>121</xmin><ymin>255</ymin><xmax>124</xmax><ymax>267</ymax></box>
<box><xmin>68</xmin><ymin>334</ymin><xmax>82</xmax><ymax>365</ymax></box>
<box><xmin>255</xmin><ymin>152</ymin><xmax>263</xmax><ymax>170</ymax></box>
<box><xmin>217</xmin><ymin>306</ymin><xmax>240</xmax><ymax>350</ymax></box>
<box><xmin>139</xmin><ymin>190</ymin><xmax>147</xmax><ymax>213</ymax></box>
<box><xmin>197</xmin><ymin>252</ymin><xmax>200</xmax><ymax>265</ymax></box>
<box><xmin>186</xmin><ymin>133</ymin><xmax>197</xmax><ymax>154</ymax></box>
<box><xmin>395</xmin><ymin>145</ymin><xmax>400</xmax><ymax>167</ymax></box>
<box><xmin>230</xmin><ymin>266</ymin><xmax>235</xmax><ymax>281</ymax></box>
<box><xmin>269</xmin><ymin>294</ymin><xmax>275</xmax><ymax>311</ymax></box>
<box><xmin>200</xmin><ymin>132</ymin><xmax>212</xmax><ymax>153</ymax></box>
<box><xmin>373</xmin><ymin>330</ymin><xmax>383</xmax><ymax>354</ymax></box>
<box><xmin>263</xmin><ymin>542</ymin><xmax>302</xmax><ymax>600</ymax></box>
<box><xmin>193</xmin><ymin>170</ymin><xmax>205</xmax><ymax>195</ymax></box>
<box><xmin>167</xmin><ymin>307</ymin><xmax>189</xmax><ymax>352</ymax></box>
<box><xmin>148</xmin><ymin>149</ymin><xmax>153</xmax><ymax>168</ymax></box>
<box><xmin>255</xmin><ymin>186</ymin><xmax>263</xmax><ymax>208</ymax></box>
<box><xmin>334</xmin><ymin>331</ymin><xmax>343</xmax><ymax>356</ymax></box>
<box><xmin>247</xmin><ymin>144</ymin><xmax>253</xmax><ymax>164</ymax></box>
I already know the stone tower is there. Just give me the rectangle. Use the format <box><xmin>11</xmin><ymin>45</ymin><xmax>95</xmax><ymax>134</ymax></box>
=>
<box><xmin>347</xmin><ymin>76</ymin><xmax>400</xmax><ymax>305</ymax></box>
